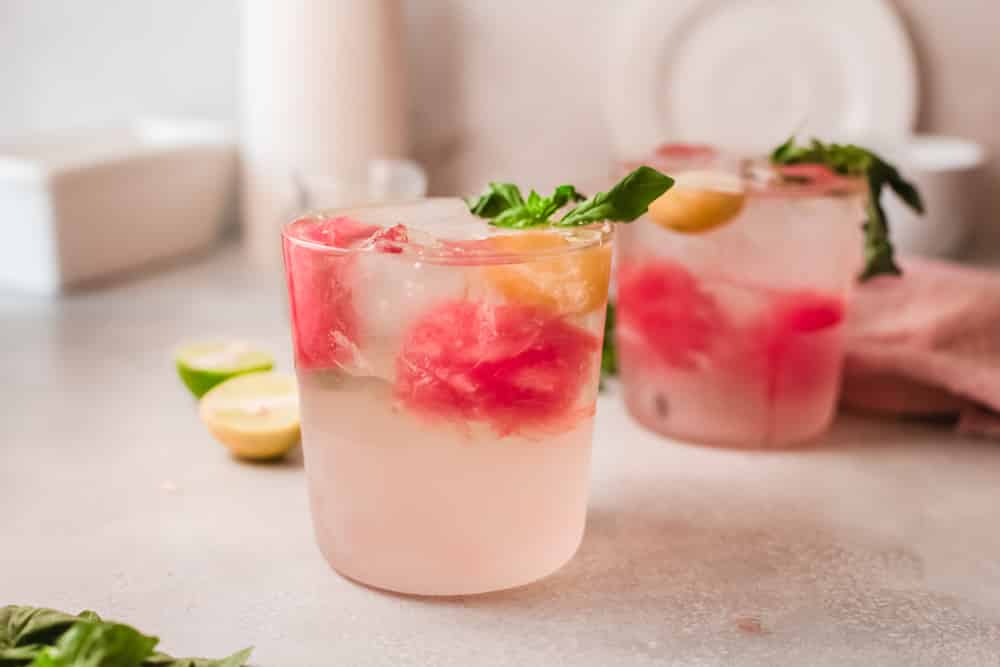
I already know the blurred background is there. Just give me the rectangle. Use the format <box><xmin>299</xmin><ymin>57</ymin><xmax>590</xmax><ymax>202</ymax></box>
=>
<box><xmin>0</xmin><ymin>0</ymin><xmax>996</xmax><ymax>289</ymax></box>
<box><xmin>1</xmin><ymin>0</ymin><xmax>996</xmax><ymax>197</ymax></box>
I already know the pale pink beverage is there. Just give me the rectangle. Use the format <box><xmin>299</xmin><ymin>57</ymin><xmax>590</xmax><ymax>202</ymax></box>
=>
<box><xmin>615</xmin><ymin>146</ymin><xmax>864</xmax><ymax>448</ymax></box>
<box><xmin>282</xmin><ymin>200</ymin><xmax>612</xmax><ymax>594</ymax></box>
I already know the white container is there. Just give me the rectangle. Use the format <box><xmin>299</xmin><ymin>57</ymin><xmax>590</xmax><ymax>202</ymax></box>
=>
<box><xmin>0</xmin><ymin>120</ymin><xmax>236</xmax><ymax>294</ymax></box>
<box><xmin>883</xmin><ymin>135</ymin><xmax>988</xmax><ymax>258</ymax></box>
<box><xmin>241</xmin><ymin>0</ymin><xmax>409</xmax><ymax>268</ymax></box>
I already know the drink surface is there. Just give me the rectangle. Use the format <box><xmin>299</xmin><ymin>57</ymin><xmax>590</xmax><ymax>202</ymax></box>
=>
<box><xmin>282</xmin><ymin>199</ymin><xmax>612</xmax><ymax>594</ymax></box>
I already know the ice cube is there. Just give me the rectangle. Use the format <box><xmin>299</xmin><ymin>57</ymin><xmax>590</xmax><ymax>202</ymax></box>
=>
<box><xmin>335</xmin><ymin>198</ymin><xmax>481</xmax><ymax>240</ymax></box>
<box><xmin>349</xmin><ymin>250</ymin><xmax>473</xmax><ymax>380</ymax></box>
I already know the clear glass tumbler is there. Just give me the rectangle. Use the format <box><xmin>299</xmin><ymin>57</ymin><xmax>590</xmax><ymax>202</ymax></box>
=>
<box><xmin>282</xmin><ymin>199</ymin><xmax>612</xmax><ymax>594</ymax></box>
<box><xmin>615</xmin><ymin>146</ymin><xmax>864</xmax><ymax>448</ymax></box>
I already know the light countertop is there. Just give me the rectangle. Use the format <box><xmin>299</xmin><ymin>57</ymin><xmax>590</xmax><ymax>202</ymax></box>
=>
<box><xmin>3</xmin><ymin>246</ymin><xmax>1000</xmax><ymax>666</ymax></box>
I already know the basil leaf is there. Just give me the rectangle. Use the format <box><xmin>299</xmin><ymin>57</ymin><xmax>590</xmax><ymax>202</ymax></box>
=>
<box><xmin>1</xmin><ymin>645</ymin><xmax>45</xmax><ymax>666</ymax></box>
<box><xmin>470</xmin><ymin>184</ymin><xmax>586</xmax><ymax>228</ymax></box>
<box><xmin>0</xmin><ymin>607</ymin><xmax>89</xmax><ymax>652</ymax></box>
<box><xmin>467</xmin><ymin>171</ymin><xmax>668</xmax><ymax>229</ymax></box>
<box><xmin>143</xmin><ymin>648</ymin><xmax>253</xmax><ymax>667</ymax></box>
<box><xmin>526</xmin><ymin>190</ymin><xmax>542</xmax><ymax>209</ymax></box>
<box><xmin>769</xmin><ymin>136</ymin><xmax>801</xmax><ymax>164</ymax></box>
<box><xmin>771</xmin><ymin>136</ymin><xmax>922</xmax><ymax>281</ymax></box>
<box><xmin>859</xmin><ymin>168</ymin><xmax>902</xmax><ymax>280</ymax></box>
<box><xmin>884</xmin><ymin>164</ymin><xmax>924</xmax><ymax>214</ymax></box>
<box><xmin>551</xmin><ymin>185</ymin><xmax>586</xmax><ymax>208</ymax></box>
<box><xmin>466</xmin><ymin>183</ymin><xmax>524</xmax><ymax>218</ymax></box>
<box><xmin>559</xmin><ymin>166</ymin><xmax>674</xmax><ymax>227</ymax></box>
<box><xmin>491</xmin><ymin>204</ymin><xmax>547</xmax><ymax>229</ymax></box>
<box><xmin>28</xmin><ymin>622</ymin><xmax>157</xmax><ymax>667</ymax></box>
<box><xmin>601</xmin><ymin>301</ymin><xmax>617</xmax><ymax>378</ymax></box>
<box><xmin>0</xmin><ymin>609</ymin><xmax>251</xmax><ymax>667</ymax></box>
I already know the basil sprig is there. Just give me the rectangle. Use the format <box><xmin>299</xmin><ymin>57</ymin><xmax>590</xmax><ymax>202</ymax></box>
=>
<box><xmin>467</xmin><ymin>166</ymin><xmax>674</xmax><ymax>228</ymax></box>
<box><xmin>771</xmin><ymin>137</ymin><xmax>924</xmax><ymax>281</ymax></box>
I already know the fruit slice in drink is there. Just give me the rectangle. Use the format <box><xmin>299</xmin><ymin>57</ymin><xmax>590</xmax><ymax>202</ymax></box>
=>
<box><xmin>647</xmin><ymin>170</ymin><xmax>745</xmax><ymax>234</ymax></box>
<box><xmin>483</xmin><ymin>231</ymin><xmax>612</xmax><ymax>315</ymax></box>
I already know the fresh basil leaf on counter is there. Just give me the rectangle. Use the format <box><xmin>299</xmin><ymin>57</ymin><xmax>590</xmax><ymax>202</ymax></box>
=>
<box><xmin>143</xmin><ymin>647</ymin><xmax>254</xmax><ymax>667</ymax></box>
<box><xmin>28</xmin><ymin>621</ymin><xmax>157</xmax><ymax>667</ymax></box>
<box><xmin>0</xmin><ymin>607</ymin><xmax>252</xmax><ymax>667</ymax></box>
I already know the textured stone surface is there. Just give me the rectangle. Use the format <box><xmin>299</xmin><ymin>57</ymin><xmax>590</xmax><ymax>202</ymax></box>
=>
<box><xmin>3</xmin><ymin>247</ymin><xmax>1000</xmax><ymax>666</ymax></box>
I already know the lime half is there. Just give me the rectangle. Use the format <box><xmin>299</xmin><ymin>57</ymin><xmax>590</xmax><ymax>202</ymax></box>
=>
<box><xmin>199</xmin><ymin>372</ymin><xmax>300</xmax><ymax>460</ymax></box>
<box><xmin>176</xmin><ymin>340</ymin><xmax>274</xmax><ymax>398</ymax></box>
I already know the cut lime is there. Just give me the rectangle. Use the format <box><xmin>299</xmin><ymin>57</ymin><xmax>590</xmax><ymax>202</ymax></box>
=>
<box><xmin>199</xmin><ymin>372</ymin><xmax>300</xmax><ymax>460</ymax></box>
<box><xmin>175</xmin><ymin>340</ymin><xmax>274</xmax><ymax>398</ymax></box>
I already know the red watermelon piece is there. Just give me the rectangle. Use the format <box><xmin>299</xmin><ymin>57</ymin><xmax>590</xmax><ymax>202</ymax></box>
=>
<box><xmin>394</xmin><ymin>300</ymin><xmax>599</xmax><ymax>435</ymax></box>
<box><xmin>655</xmin><ymin>142</ymin><xmax>716</xmax><ymax>160</ymax></box>
<box><xmin>616</xmin><ymin>260</ymin><xmax>726</xmax><ymax>370</ymax></box>
<box><xmin>743</xmin><ymin>289</ymin><xmax>846</xmax><ymax>397</ymax></box>
<box><xmin>283</xmin><ymin>216</ymin><xmax>380</xmax><ymax>370</ymax></box>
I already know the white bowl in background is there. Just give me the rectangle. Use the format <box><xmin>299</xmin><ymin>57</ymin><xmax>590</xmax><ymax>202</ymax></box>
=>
<box><xmin>0</xmin><ymin>119</ymin><xmax>236</xmax><ymax>294</ymax></box>
<box><xmin>883</xmin><ymin>135</ymin><xmax>988</xmax><ymax>258</ymax></box>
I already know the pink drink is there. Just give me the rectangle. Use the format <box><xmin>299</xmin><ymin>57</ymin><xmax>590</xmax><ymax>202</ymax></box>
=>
<box><xmin>615</xmin><ymin>149</ymin><xmax>864</xmax><ymax>448</ymax></box>
<box><xmin>282</xmin><ymin>200</ymin><xmax>612</xmax><ymax>594</ymax></box>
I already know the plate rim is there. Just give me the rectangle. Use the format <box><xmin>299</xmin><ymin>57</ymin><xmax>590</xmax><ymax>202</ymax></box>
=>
<box><xmin>603</xmin><ymin>0</ymin><xmax>919</xmax><ymax>158</ymax></box>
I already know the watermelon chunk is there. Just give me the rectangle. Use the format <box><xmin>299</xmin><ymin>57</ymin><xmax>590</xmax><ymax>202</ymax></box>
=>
<box><xmin>655</xmin><ymin>143</ymin><xmax>716</xmax><ymax>160</ymax></box>
<box><xmin>745</xmin><ymin>289</ymin><xmax>846</xmax><ymax>397</ymax></box>
<box><xmin>616</xmin><ymin>261</ymin><xmax>726</xmax><ymax>370</ymax></box>
<box><xmin>770</xmin><ymin>290</ymin><xmax>844</xmax><ymax>334</ymax></box>
<box><xmin>283</xmin><ymin>216</ymin><xmax>379</xmax><ymax>370</ymax></box>
<box><xmin>394</xmin><ymin>300</ymin><xmax>600</xmax><ymax>435</ymax></box>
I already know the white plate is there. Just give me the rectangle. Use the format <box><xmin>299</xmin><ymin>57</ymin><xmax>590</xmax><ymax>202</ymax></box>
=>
<box><xmin>604</xmin><ymin>0</ymin><xmax>917</xmax><ymax>157</ymax></box>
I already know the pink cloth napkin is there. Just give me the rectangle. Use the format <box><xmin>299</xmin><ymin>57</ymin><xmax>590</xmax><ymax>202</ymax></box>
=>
<box><xmin>842</xmin><ymin>256</ymin><xmax>1000</xmax><ymax>437</ymax></box>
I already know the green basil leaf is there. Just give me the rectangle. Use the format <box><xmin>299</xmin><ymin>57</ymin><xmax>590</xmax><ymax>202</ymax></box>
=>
<box><xmin>0</xmin><ymin>607</ymin><xmax>91</xmax><ymax>651</ymax></box>
<box><xmin>769</xmin><ymin>136</ymin><xmax>800</xmax><ymax>164</ymax></box>
<box><xmin>143</xmin><ymin>647</ymin><xmax>253</xmax><ymax>667</ymax></box>
<box><xmin>0</xmin><ymin>608</ymin><xmax>251</xmax><ymax>667</ymax></box>
<box><xmin>771</xmin><ymin>136</ymin><xmax>921</xmax><ymax>281</ymax></box>
<box><xmin>1</xmin><ymin>644</ymin><xmax>45</xmax><ymax>667</ymax></box>
<box><xmin>859</xmin><ymin>170</ymin><xmax>902</xmax><ymax>280</ymax></box>
<box><xmin>601</xmin><ymin>301</ymin><xmax>617</xmax><ymax>378</ymax></box>
<box><xmin>467</xmin><ymin>183</ymin><xmax>524</xmax><ymax>218</ymax></box>
<box><xmin>535</xmin><ymin>185</ymin><xmax>584</xmax><ymax>220</ymax></box>
<box><xmin>526</xmin><ymin>190</ymin><xmax>542</xmax><ymax>210</ymax></box>
<box><xmin>551</xmin><ymin>185</ymin><xmax>586</xmax><ymax>208</ymax></box>
<box><xmin>883</xmin><ymin>164</ymin><xmax>924</xmax><ymax>214</ymax></box>
<box><xmin>28</xmin><ymin>622</ymin><xmax>157</xmax><ymax>667</ymax></box>
<box><xmin>558</xmin><ymin>166</ymin><xmax>674</xmax><ymax>226</ymax></box>
<box><xmin>491</xmin><ymin>205</ymin><xmax>548</xmax><ymax>229</ymax></box>
<box><xmin>469</xmin><ymin>170</ymin><xmax>668</xmax><ymax>228</ymax></box>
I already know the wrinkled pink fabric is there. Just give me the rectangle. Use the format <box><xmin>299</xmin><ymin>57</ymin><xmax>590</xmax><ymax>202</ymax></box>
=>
<box><xmin>842</xmin><ymin>257</ymin><xmax>1000</xmax><ymax>437</ymax></box>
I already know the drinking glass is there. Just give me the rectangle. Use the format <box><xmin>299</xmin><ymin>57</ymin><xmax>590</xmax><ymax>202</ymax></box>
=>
<box><xmin>615</xmin><ymin>146</ymin><xmax>863</xmax><ymax>448</ymax></box>
<box><xmin>282</xmin><ymin>199</ymin><xmax>613</xmax><ymax>594</ymax></box>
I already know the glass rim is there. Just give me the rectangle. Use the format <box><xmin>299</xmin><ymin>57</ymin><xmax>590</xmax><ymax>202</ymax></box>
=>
<box><xmin>617</xmin><ymin>144</ymin><xmax>867</xmax><ymax>200</ymax></box>
<box><xmin>281</xmin><ymin>198</ymin><xmax>615</xmax><ymax>265</ymax></box>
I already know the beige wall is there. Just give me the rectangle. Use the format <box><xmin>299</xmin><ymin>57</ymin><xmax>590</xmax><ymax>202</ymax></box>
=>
<box><xmin>891</xmin><ymin>0</ymin><xmax>1000</xmax><ymax>249</ymax></box>
<box><xmin>405</xmin><ymin>0</ymin><xmax>619</xmax><ymax>196</ymax></box>
<box><xmin>1</xmin><ymin>0</ymin><xmax>996</xmax><ymax>246</ymax></box>
<box><xmin>407</xmin><ymin>0</ymin><xmax>998</xmax><ymax>247</ymax></box>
